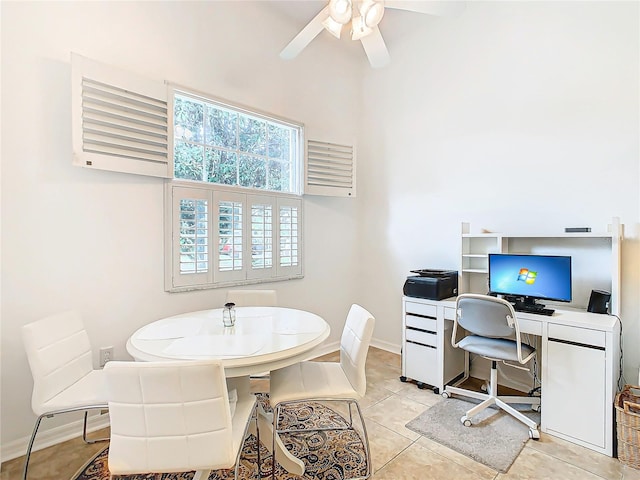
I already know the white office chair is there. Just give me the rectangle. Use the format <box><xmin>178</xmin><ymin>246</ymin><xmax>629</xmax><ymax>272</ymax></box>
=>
<box><xmin>104</xmin><ymin>359</ymin><xmax>258</xmax><ymax>480</ymax></box>
<box><xmin>21</xmin><ymin>311</ymin><xmax>109</xmax><ymax>480</ymax></box>
<box><xmin>443</xmin><ymin>294</ymin><xmax>541</xmax><ymax>439</ymax></box>
<box><xmin>226</xmin><ymin>289</ymin><xmax>278</xmax><ymax>307</ymax></box>
<box><xmin>269</xmin><ymin>304</ymin><xmax>375</xmax><ymax>480</ymax></box>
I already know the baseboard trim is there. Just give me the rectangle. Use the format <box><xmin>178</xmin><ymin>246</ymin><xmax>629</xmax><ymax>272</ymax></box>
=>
<box><xmin>371</xmin><ymin>339</ymin><xmax>401</xmax><ymax>355</ymax></box>
<box><xmin>1</xmin><ymin>413</ymin><xmax>110</xmax><ymax>463</ymax></box>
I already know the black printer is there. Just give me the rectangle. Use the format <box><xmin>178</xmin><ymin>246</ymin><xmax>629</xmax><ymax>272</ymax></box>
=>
<box><xmin>403</xmin><ymin>269</ymin><xmax>458</xmax><ymax>300</ymax></box>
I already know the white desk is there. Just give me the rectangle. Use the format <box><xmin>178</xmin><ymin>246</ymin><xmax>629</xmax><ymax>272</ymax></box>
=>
<box><xmin>127</xmin><ymin>306</ymin><xmax>330</xmax><ymax>475</ymax></box>
<box><xmin>401</xmin><ymin>296</ymin><xmax>620</xmax><ymax>457</ymax></box>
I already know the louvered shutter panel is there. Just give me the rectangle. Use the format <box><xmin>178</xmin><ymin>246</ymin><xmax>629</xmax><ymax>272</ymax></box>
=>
<box><xmin>304</xmin><ymin>140</ymin><xmax>355</xmax><ymax>197</ymax></box>
<box><xmin>166</xmin><ymin>185</ymin><xmax>213</xmax><ymax>290</ymax></box>
<box><xmin>71</xmin><ymin>53</ymin><xmax>171</xmax><ymax>178</ymax></box>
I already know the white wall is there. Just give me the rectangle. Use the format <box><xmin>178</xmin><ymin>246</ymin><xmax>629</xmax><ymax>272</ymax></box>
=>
<box><xmin>358</xmin><ymin>1</ymin><xmax>639</xmax><ymax>380</ymax></box>
<box><xmin>0</xmin><ymin>1</ymin><xmax>362</xmax><ymax>453</ymax></box>
<box><xmin>2</xmin><ymin>0</ymin><xmax>639</xmax><ymax>460</ymax></box>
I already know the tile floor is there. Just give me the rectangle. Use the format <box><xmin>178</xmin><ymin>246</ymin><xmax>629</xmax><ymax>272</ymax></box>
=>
<box><xmin>2</xmin><ymin>347</ymin><xmax>640</xmax><ymax>480</ymax></box>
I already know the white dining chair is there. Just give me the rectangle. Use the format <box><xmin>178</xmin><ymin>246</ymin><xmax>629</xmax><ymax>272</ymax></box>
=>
<box><xmin>269</xmin><ymin>304</ymin><xmax>375</xmax><ymax>480</ymax></box>
<box><xmin>22</xmin><ymin>311</ymin><xmax>108</xmax><ymax>480</ymax></box>
<box><xmin>104</xmin><ymin>359</ymin><xmax>259</xmax><ymax>480</ymax></box>
<box><xmin>226</xmin><ymin>289</ymin><xmax>278</xmax><ymax>307</ymax></box>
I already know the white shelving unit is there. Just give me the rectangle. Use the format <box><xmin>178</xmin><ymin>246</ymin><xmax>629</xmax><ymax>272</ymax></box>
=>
<box><xmin>459</xmin><ymin>217</ymin><xmax>622</xmax><ymax>315</ymax></box>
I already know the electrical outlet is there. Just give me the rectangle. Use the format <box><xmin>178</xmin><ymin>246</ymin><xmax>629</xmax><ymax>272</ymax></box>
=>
<box><xmin>99</xmin><ymin>346</ymin><xmax>114</xmax><ymax>367</ymax></box>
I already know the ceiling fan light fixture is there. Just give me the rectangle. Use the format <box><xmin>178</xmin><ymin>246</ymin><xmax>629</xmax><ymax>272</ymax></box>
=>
<box><xmin>322</xmin><ymin>16</ymin><xmax>343</xmax><ymax>39</ymax></box>
<box><xmin>361</xmin><ymin>0</ymin><xmax>385</xmax><ymax>28</ymax></box>
<box><xmin>351</xmin><ymin>15</ymin><xmax>373</xmax><ymax>41</ymax></box>
<box><xmin>328</xmin><ymin>0</ymin><xmax>352</xmax><ymax>25</ymax></box>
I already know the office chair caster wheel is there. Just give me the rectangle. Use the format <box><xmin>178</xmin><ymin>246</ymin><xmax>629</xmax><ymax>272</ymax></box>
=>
<box><xmin>461</xmin><ymin>416</ymin><xmax>472</xmax><ymax>427</ymax></box>
<box><xmin>441</xmin><ymin>391</ymin><xmax>451</xmax><ymax>399</ymax></box>
<box><xmin>399</xmin><ymin>376</ymin><xmax>407</xmax><ymax>383</ymax></box>
<box><xmin>529</xmin><ymin>429</ymin><xmax>540</xmax><ymax>440</ymax></box>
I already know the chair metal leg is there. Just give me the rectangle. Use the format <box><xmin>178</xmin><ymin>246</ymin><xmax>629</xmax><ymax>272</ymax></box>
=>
<box><xmin>22</xmin><ymin>414</ymin><xmax>44</xmax><ymax>480</ymax></box>
<box><xmin>23</xmin><ymin>405</ymin><xmax>108</xmax><ymax>480</ymax></box>
<box><xmin>82</xmin><ymin>411</ymin><xmax>109</xmax><ymax>444</ymax></box>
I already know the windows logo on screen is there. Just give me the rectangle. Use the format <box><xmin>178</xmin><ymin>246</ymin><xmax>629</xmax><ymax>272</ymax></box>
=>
<box><xmin>517</xmin><ymin>268</ymin><xmax>537</xmax><ymax>285</ymax></box>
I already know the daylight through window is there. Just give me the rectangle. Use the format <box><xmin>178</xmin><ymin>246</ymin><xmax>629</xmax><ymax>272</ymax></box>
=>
<box><xmin>173</xmin><ymin>92</ymin><xmax>302</xmax><ymax>194</ymax></box>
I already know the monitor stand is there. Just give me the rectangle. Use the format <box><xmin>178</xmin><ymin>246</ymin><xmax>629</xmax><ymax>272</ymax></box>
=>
<box><xmin>504</xmin><ymin>295</ymin><xmax>546</xmax><ymax>313</ymax></box>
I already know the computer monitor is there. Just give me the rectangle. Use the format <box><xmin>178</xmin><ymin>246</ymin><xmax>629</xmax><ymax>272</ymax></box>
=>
<box><xmin>488</xmin><ymin>253</ymin><xmax>572</xmax><ymax>311</ymax></box>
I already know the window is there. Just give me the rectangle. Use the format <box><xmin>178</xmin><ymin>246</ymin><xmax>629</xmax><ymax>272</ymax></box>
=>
<box><xmin>172</xmin><ymin>91</ymin><xmax>302</xmax><ymax>194</ymax></box>
<box><xmin>165</xmin><ymin>89</ymin><xmax>304</xmax><ymax>291</ymax></box>
<box><xmin>166</xmin><ymin>184</ymin><xmax>303</xmax><ymax>291</ymax></box>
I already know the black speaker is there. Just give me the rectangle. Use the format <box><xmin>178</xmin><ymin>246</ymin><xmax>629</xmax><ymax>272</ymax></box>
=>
<box><xmin>587</xmin><ymin>289</ymin><xmax>611</xmax><ymax>314</ymax></box>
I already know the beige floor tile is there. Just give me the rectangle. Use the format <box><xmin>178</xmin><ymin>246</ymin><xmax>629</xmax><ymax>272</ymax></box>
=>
<box><xmin>398</xmin><ymin>384</ymin><xmax>445</xmax><ymax>407</ymax></box>
<box><xmin>415</xmin><ymin>436</ymin><xmax>498</xmax><ymax>480</ymax></box>
<box><xmin>373</xmin><ymin>442</ymin><xmax>493</xmax><ymax>480</ymax></box>
<box><xmin>366</xmin><ymin>420</ymin><xmax>414</xmax><ymax>473</ymax></box>
<box><xmin>363</xmin><ymin>394</ymin><xmax>430</xmax><ymax>441</ymax></box>
<box><xmin>623</xmin><ymin>464</ymin><xmax>640</xmax><ymax>479</ymax></box>
<box><xmin>497</xmin><ymin>447</ymin><xmax>613</xmax><ymax>480</ymax></box>
<box><xmin>366</xmin><ymin>347</ymin><xmax>402</xmax><ymax>369</ymax></box>
<box><xmin>360</xmin><ymin>382</ymin><xmax>396</xmax><ymax>409</ymax></box>
<box><xmin>525</xmin><ymin>432</ymin><xmax>623</xmax><ymax>479</ymax></box>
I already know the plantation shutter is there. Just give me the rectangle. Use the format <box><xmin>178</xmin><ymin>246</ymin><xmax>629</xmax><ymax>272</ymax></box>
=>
<box><xmin>166</xmin><ymin>185</ymin><xmax>213</xmax><ymax>290</ymax></box>
<box><xmin>213</xmin><ymin>190</ymin><xmax>246</xmax><ymax>284</ymax></box>
<box><xmin>276</xmin><ymin>197</ymin><xmax>303</xmax><ymax>278</ymax></box>
<box><xmin>304</xmin><ymin>139</ymin><xmax>355</xmax><ymax>197</ymax></box>
<box><xmin>71</xmin><ymin>53</ymin><xmax>171</xmax><ymax>178</ymax></box>
<box><xmin>246</xmin><ymin>194</ymin><xmax>275</xmax><ymax>280</ymax></box>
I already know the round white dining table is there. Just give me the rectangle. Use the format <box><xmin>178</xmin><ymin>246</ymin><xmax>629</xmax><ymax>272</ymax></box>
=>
<box><xmin>126</xmin><ymin>306</ymin><xmax>330</xmax><ymax>476</ymax></box>
<box><xmin>126</xmin><ymin>306</ymin><xmax>330</xmax><ymax>377</ymax></box>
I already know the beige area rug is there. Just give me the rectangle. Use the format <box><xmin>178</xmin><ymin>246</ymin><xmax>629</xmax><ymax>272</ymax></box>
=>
<box><xmin>405</xmin><ymin>397</ymin><xmax>541</xmax><ymax>473</ymax></box>
<box><xmin>73</xmin><ymin>394</ymin><xmax>368</xmax><ymax>480</ymax></box>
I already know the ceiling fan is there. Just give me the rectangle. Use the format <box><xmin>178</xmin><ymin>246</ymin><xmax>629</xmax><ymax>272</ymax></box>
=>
<box><xmin>280</xmin><ymin>0</ymin><xmax>464</xmax><ymax>68</ymax></box>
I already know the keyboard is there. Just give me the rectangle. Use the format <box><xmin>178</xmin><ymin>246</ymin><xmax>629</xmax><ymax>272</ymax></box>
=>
<box><xmin>515</xmin><ymin>307</ymin><xmax>555</xmax><ymax>316</ymax></box>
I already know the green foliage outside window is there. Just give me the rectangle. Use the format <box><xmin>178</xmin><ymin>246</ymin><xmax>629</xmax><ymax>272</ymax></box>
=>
<box><xmin>174</xmin><ymin>94</ymin><xmax>299</xmax><ymax>193</ymax></box>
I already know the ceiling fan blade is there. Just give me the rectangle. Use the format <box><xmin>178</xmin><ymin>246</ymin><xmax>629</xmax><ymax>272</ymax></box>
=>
<box><xmin>360</xmin><ymin>27</ymin><xmax>391</xmax><ymax>68</ymax></box>
<box><xmin>280</xmin><ymin>7</ymin><xmax>330</xmax><ymax>60</ymax></box>
<box><xmin>384</xmin><ymin>0</ymin><xmax>465</xmax><ymax>17</ymax></box>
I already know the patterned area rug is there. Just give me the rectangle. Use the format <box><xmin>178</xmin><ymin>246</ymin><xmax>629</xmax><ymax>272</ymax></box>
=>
<box><xmin>72</xmin><ymin>394</ymin><xmax>368</xmax><ymax>480</ymax></box>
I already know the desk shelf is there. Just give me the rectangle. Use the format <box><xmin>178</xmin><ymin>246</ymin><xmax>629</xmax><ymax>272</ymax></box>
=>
<box><xmin>459</xmin><ymin>218</ymin><xmax>622</xmax><ymax>316</ymax></box>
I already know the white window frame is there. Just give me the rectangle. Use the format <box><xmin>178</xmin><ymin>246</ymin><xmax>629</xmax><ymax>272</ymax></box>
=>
<box><xmin>169</xmin><ymin>85</ymin><xmax>304</xmax><ymax>195</ymax></box>
<box><xmin>165</xmin><ymin>182</ymin><xmax>303</xmax><ymax>292</ymax></box>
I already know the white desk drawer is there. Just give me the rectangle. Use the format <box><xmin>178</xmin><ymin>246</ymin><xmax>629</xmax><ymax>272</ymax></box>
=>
<box><xmin>444</xmin><ymin>307</ymin><xmax>456</xmax><ymax>321</ymax></box>
<box><xmin>406</xmin><ymin>314</ymin><xmax>437</xmax><ymax>332</ymax></box>
<box><xmin>406</xmin><ymin>328</ymin><xmax>437</xmax><ymax>347</ymax></box>
<box><xmin>404</xmin><ymin>341</ymin><xmax>438</xmax><ymax>385</ymax></box>
<box><xmin>405</xmin><ymin>301</ymin><xmax>437</xmax><ymax>318</ymax></box>
<box><xmin>519</xmin><ymin>317</ymin><xmax>543</xmax><ymax>336</ymax></box>
<box><xmin>548</xmin><ymin>323</ymin><xmax>606</xmax><ymax>348</ymax></box>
